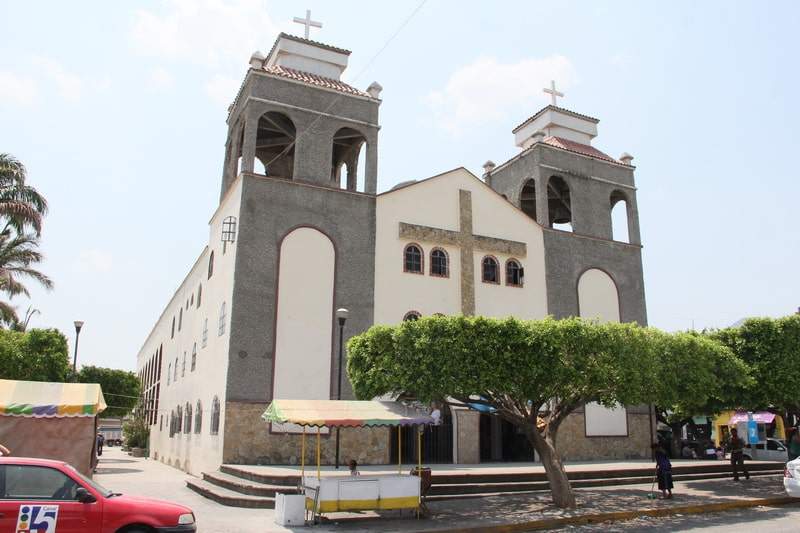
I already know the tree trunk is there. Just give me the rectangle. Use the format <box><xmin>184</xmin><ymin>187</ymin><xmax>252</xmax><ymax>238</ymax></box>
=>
<box><xmin>526</xmin><ymin>429</ymin><xmax>576</xmax><ymax>509</ymax></box>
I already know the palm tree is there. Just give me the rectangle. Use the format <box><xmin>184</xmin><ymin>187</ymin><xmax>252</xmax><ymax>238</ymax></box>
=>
<box><xmin>10</xmin><ymin>306</ymin><xmax>40</xmax><ymax>332</ymax></box>
<box><xmin>0</xmin><ymin>153</ymin><xmax>48</xmax><ymax>236</ymax></box>
<box><xmin>0</xmin><ymin>230</ymin><xmax>53</xmax><ymax>325</ymax></box>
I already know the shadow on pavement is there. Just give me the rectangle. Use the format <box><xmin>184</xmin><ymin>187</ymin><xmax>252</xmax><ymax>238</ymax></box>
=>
<box><xmin>95</xmin><ymin>467</ymin><xmax>143</xmax><ymax>475</ymax></box>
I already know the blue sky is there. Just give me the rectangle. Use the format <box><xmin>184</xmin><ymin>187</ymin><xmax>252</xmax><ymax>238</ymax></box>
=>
<box><xmin>1</xmin><ymin>1</ymin><xmax>798</xmax><ymax>371</ymax></box>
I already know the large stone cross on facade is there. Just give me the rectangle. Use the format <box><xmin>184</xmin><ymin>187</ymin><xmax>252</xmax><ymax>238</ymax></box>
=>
<box><xmin>399</xmin><ymin>189</ymin><xmax>527</xmax><ymax>315</ymax></box>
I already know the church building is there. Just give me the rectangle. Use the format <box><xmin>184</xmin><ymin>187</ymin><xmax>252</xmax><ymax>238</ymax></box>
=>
<box><xmin>136</xmin><ymin>30</ymin><xmax>650</xmax><ymax>476</ymax></box>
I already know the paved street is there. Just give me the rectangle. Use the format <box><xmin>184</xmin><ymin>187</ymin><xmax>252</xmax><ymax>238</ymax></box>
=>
<box><xmin>95</xmin><ymin>447</ymin><xmax>800</xmax><ymax>532</ymax></box>
<box><xmin>563</xmin><ymin>505</ymin><xmax>800</xmax><ymax>532</ymax></box>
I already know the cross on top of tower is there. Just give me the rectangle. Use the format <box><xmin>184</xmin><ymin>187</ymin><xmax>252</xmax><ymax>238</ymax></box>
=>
<box><xmin>543</xmin><ymin>80</ymin><xmax>564</xmax><ymax>106</ymax></box>
<box><xmin>293</xmin><ymin>9</ymin><xmax>322</xmax><ymax>39</ymax></box>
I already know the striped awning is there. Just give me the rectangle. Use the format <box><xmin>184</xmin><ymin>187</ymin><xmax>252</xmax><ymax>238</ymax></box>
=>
<box><xmin>263</xmin><ymin>399</ymin><xmax>434</xmax><ymax>428</ymax></box>
<box><xmin>0</xmin><ymin>379</ymin><xmax>107</xmax><ymax>417</ymax></box>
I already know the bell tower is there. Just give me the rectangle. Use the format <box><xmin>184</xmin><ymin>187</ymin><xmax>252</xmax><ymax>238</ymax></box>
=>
<box><xmin>220</xmin><ymin>32</ymin><xmax>382</xmax><ymax>200</ymax></box>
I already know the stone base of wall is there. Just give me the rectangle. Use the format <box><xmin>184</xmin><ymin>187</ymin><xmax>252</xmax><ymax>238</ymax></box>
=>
<box><xmin>223</xmin><ymin>401</ymin><xmax>391</xmax><ymax>465</ymax></box>
<box><xmin>555</xmin><ymin>411</ymin><xmax>652</xmax><ymax>461</ymax></box>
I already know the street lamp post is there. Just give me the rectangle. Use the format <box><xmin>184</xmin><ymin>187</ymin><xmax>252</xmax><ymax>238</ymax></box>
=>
<box><xmin>72</xmin><ymin>320</ymin><xmax>84</xmax><ymax>377</ymax></box>
<box><xmin>334</xmin><ymin>308</ymin><xmax>349</xmax><ymax>469</ymax></box>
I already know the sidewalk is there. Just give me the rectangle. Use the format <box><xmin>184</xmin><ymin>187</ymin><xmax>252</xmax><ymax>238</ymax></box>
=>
<box><xmin>94</xmin><ymin>448</ymin><xmax>797</xmax><ymax>532</ymax></box>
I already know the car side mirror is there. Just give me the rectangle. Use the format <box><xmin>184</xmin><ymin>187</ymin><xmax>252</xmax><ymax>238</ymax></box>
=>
<box><xmin>76</xmin><ymin>487</ymin><xmax>96</xmax><ymax>503</ymax></box>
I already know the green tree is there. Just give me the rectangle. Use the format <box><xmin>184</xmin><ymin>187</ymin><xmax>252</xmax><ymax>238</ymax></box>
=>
<box><xmin>0</xmin><ymin>153</ymin><xmax>48</xmax><ymax>236</ymax></box>
<box><xmin>710</xmin><ymin>315</ymin><xmax>800</xmax><ymax>423</ymax></box>
<box><xmin>0</xmin><ymin>231</ymin><xmax>53</xmax><ymax>325</ymax></box>
<box><xmin>0</xmin><ymin>328</ymin><xmax>70</xmax><ymax>382</ymax></box>
<box><xmin>653</xmin><ymin>331</ymin><xmax>752</xmax><ymax>452</ymax></box>
<box><xmin>348</xmin><ymin>315</ymin><xmax>741</xmax><ymax>509</ymax></box>
<box><xmin>77</xmin><ymin>366</ymin><xmax>141</xmax><ymax>417</ymax></box>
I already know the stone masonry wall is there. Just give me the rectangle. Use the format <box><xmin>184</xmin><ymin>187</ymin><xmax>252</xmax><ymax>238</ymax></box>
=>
<box><xmin>223</xmin><ymin>401</ymin><xmax>390</xmax><ymax>465</ymax></box>
<box><xmin>556</xmin><ymin>410</ymin><xmax>652</xmax><ymax>461</ymax></box>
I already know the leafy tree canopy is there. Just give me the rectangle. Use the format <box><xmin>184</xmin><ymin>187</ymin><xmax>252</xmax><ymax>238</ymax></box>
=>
<box><xmin>710</xmin><ymin>314</ymin><xmax>800</xmax><ymax>418</ymax></box>
<box><xmin>0</xmin><ymin>328</ymin><xmax>69</xmax><ymax>382</ymax></box>
<box><xmin>77</xmin><ymin>366</ymin><xmax>140</xmax><ymax>418</ymax></box>
<box><xmin>347</xmin><ymin>315</ymin><xmax>744</xmax><ymax>508</ymax></box>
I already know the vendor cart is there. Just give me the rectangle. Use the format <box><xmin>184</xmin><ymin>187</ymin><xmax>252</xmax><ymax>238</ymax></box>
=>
<box><xmin>263</xmin><ymin>399</ymin><xmax>433</xmax><ymax>522</ymax></box>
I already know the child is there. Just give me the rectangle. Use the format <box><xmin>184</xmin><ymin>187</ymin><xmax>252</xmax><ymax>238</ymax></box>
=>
<box><xmin>652</xmin><ymin>443</ymin><xmax>673</xmax><ymax>499</ymax></box>
<box><xmin>348</xmin><ymin>459</ymin><xmax>360</xmax><ymax>476</ymax></box>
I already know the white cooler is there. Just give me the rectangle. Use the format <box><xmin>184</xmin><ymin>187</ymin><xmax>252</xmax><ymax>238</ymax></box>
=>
<box><xmin>274</xmin><ymin>493</ymin><xmax>306</xmax><ymax>526</ymax></box>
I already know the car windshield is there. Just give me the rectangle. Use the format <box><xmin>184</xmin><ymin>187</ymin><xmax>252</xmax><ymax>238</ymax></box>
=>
<box><xmin>66</xmin><ymin>464</ymin><xmax>113</xmax><ymax>497</ymax></box>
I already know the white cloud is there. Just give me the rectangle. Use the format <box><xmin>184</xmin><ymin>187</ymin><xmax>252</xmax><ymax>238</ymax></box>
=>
<box><xmin>205</xmin><ymin>74</ymin><xmax>241</xmax><ymax>108</ymax></box>
<box><xmin>130</xmin><ymin>0</ymin><xmax>280</xmax><ymax>68</ymax></box>
<box><xmin>0</xmin><ymin>71</ymin><xmax>38</xmax><ymax>106</ymax></box>
<box><xmin>426</xmin><ymin>55</ymin><xmax>578</xmax><ymax>134</ymax></box>
<box><xmin>147</xmin><ymin>67</ymin><xmax>175</xmax><ymax>91</ymax></box>
<box><xmin>74</xmin><ymin>249</ymin><xmax>114</xmax><ymax>274</ymax></box>
<box><xmin>32</xmin><ymin>56</ymin><xmax>83</xmax><ymax>102</ymax></box>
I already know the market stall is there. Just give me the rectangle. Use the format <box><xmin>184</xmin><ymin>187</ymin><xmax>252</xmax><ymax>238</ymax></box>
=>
<box><xmin>0</xmin><ymin>378</ymin><xmax>107</xmax><ymax>475</ymax></box>
<box><xmin>262</xmin><ymin>399</ymin><xmax>433</xmax><ymax>519</ymax></box>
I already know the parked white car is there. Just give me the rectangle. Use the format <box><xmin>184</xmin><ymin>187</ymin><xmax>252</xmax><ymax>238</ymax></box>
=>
<box><xmin>743</xmin><ymin>438</ymin><xmax>788</xmax><ymax>461</ymax></box>
<box><xmin>784</xmin><ymin>457</ymin><xmax>800</xmax><ymax>497</ymax></box>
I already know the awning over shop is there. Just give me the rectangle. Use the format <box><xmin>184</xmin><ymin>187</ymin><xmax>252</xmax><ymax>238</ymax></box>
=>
<box><xmin>263</xmin><ymin>399</ymin><xmax>434</xmax><ymax>428</ymax></box>
<box><xmin>727</xmin><ymin>411</ymin><xmax>776</xmax><ymax>425</ymax></box>
<box><xmin>0</xmin><ymin>379</ymin><xmax>107</xmax><ymax>417</ymax></box>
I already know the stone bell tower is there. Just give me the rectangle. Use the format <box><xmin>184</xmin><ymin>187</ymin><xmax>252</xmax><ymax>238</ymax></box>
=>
<box><xmin>484</xmin><ymin>83</ymin><xmax>647</xmax><ymax>324</ymax></box>
<box><xmin>219</xmin><ymin>31</ymin><xmax>384</xmax><ymax>464</ymax></box>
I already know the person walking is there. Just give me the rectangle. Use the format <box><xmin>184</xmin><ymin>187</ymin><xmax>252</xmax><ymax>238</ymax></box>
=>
<box><xmin>652</xmin><ymin>443</ymin><xmax>673</xmax><ymax>499</ymax></box>
<box><xmin>728</xmin><ymin>428</ymin><xmax>749</xmax><ymax>481</ymax></box>
<box><xmin>96</xmin><ymin>433</ymin><xmax>105</xmax><ymax>457</ymax></box>
<box><xmin>788</xmin><ymin>428</ymin><xmax>800</xmax><ymax>461</ymax></box>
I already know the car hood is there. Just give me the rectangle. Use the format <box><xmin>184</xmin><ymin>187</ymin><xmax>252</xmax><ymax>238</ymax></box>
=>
<box><xmin>789</xmin><ymin>458</ymin><xmax>800</xmax><ymax>468</ymax></box>
<box><xmin>106</xmin><ymin>493</ymin><xmax>192</xmax><ymax>514</ymax></box>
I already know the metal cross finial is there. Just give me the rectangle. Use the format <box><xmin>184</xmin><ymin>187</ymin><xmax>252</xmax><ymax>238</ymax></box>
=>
<box><xmin>543</xmin><ymin>80</ymin><xmax>564</xmax><ymax>106</ymax></box>
<box><xmin>293</xmin><ymin>9</ymin><xmax>322</xmax><ymax>39</ymax></box>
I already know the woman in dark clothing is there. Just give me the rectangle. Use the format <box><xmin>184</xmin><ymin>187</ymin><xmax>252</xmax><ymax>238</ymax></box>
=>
<box><xmin>652</xmin><ymin>443</ymin><xmax>673</xmax><ymax>499</ymax></box>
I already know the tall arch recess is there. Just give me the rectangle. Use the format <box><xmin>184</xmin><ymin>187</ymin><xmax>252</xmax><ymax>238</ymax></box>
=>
<box><xmin>520</xmin><ymin>179</ymin><xmax>537</xmax><ymax>221</ymax></box>
<box><xmin>256</xmin><ymin>111</ymin><xmax>296</xmax><ymax>178</ymax></box>
<box><xmin>331</xmin><ymin>127</ymin><xmax>366</xmax><ymax>191</ymax></box>
<box><xmin>272</xmin><ymin>227</ymin><xmax>335</xmax><ymax>432</ymax></box>
<box><xmin>577</xmin><ymin>268</ymin><xmax>620</xmax><ymax>323</ymax></box>
<box><xmin>547</xmin><ymin>176</ymin><xmax>573</xmax><ymax>232</ymax></box>
<box><xmin>610</xmin><ymin>190</ymin><xmax>630</xmax><ymax>243</ymax></box>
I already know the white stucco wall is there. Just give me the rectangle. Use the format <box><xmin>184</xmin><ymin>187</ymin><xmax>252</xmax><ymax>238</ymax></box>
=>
<box><xmin>577</xmin><ymin>267</ymin><xmax>626</xmax><ymax>435</ymax></box>
<box><xmin>136</xmin><ymin>176</ymin><xmax>243</xmax><ymax>476</ymax></box>
<box><xmin>374</xmin><ymin>168</ymin><xmax>547</xmax><ymax>324</ymax></box>
<box><xmin>577</xmin><ymin>268</ymin><xmax>620</xmax><ymax>323</ymax></box>
<box><xmin>271</xmin><ymin>227</ymin><xmax>335</xmax><ymax>432</ymax></box>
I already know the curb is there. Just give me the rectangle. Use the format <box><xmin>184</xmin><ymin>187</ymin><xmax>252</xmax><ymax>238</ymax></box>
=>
<box><xmin>434</xmin><ymin>496</ymin><xmax>799</xmax><ymax>532</ymax></box>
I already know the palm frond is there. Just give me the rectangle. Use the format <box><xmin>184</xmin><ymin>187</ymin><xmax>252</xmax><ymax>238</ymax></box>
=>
<box><xmin>0</xmin><ymin>300</ymin><xmax>19</xmax><ymax>326</ymax></box>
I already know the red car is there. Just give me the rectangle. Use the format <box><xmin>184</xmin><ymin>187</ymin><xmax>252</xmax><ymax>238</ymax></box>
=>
<box><xmin>0</xmin><ymin>456</ymin><xmax>196</xmax><ymax>532</ymax></box>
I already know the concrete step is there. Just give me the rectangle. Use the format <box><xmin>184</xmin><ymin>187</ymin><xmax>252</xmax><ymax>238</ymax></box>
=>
<box><xmin>220</xmin><ymin>465</ymin><xmax>301</xmax><ymax>486</ymax></box>
<box><xmin>427</xmin><ymin>471</ymin><xmax>783</xmax><ymax>500</ymax></box>
<box><xmin>202</xmin><ymin>471</ymin><xmax>300</xmax><ymax>497</ymax></box>
<box><xmin>185</xmin><ymin>478</ymin><xmax>276</xmax><ymax>508</ymax></box>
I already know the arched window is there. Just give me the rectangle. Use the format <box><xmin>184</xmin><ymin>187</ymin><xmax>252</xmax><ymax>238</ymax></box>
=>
<box><xmin>520</xmin><ymin>179</ymin><xmax>537</xmax><ymax>221</ymax></box>
<box><xmin>208</xmin><ymin>251</ymin><xmax>214</xmax><ymax>280</ymax></box>
<box><xmin>178</xmin><ymin>308</ymin><xmax>183</xmax><ymax>332</ymax></box>
<box><xmin>191</xmin><ymin>343</ymin><xmax>197</xmax><ymax>371</ymax></box>
<box><xmin>169</xmin><ymin>410</ymin><xmax>175</xmax><ymax>437</ymax></box>
<box><xmin>197</xmin><ymin>283</ymin><xmax>202</xmax><ymax>308</ymax></box>
<box><xmin>181</xmin><ymin>352</ymin><xmax>186</xmax><ymax>377</ymax></box>
<box><xmin>430</xmin><ymin>248</ymin><xmax>449</xmax><ymax>277</ymax></box>
<box><xmin>202</xmin><ymin>318</ymin><xmax>208</xmax><ymax>348</ymax></box>
<box><xmin>190</xmin><ymin>293</ymin><xmax>194</xmax><ymax>306</ymax></box>
<box><xmin>547</xmin><ymin>176</ymin><xmax>573</xmax><ymax>232</ymax></box>
<box><xmin>610</xmin><ymin>190</ymin><xmax>630</xmax><ymax>243</ymax></box>
<box><xmin>167</xmin><ymin>363</ymin><xmax>171</xmax><ymax>385</ymax></box>
<box><xmin>256</xmin><ymin>111</ymin><xmax>296</xmax><ymax>179</ymax></box>
<box><xmin>210</xmin><ymin>396</ymin><xmax>221</xmax><ymax>435</ymax></box>
<box><xmin>331</xmin><ymin>127</ymin><xmax>367</xmax><ymax>191</ymax></box>
<box><xmin>171</xmin><ymin>317</ymin><xmax>175</xmax><ymax>339</ymax></box>
<box><xmin>194</xmin><ymin>400</ymin><xmax>202</xmax><ymax>434</ymax></box>
<box><xmin>174</xmin><ymin>358</ymin><xmax>178</xmax><ymax>381</ymax></box>
<box><xmin>403</xmin><ymin>244</ymin><xmax>423</xmax><ymax>274</ymax></box>
<box><xmin>482</xmin><ymin>256</ymin><xmax>499</xmax><ymax>284</ymax></box>
<box><xmin>218</xmin><ymin>302</ymin><xmax>227</xmax><ymax>336</ymax></box>
<box><xmin>403</xmin><ymin>311</ymin><xmax>421</xmax><ymax>321</ymax></box>
<box><xmin>176</xmin><ymin>405</ymin><xmax>183</xmax><ymax>433</ymax></box>
<box><xmin>184</xmin><ymin>402</ymin><xmax>192</xmax><ymax>434</ymax></box>
<box><xmin>506</xmin><ymin>259</ymin><xmax>524</xmax><ymax>287</ymax></box>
